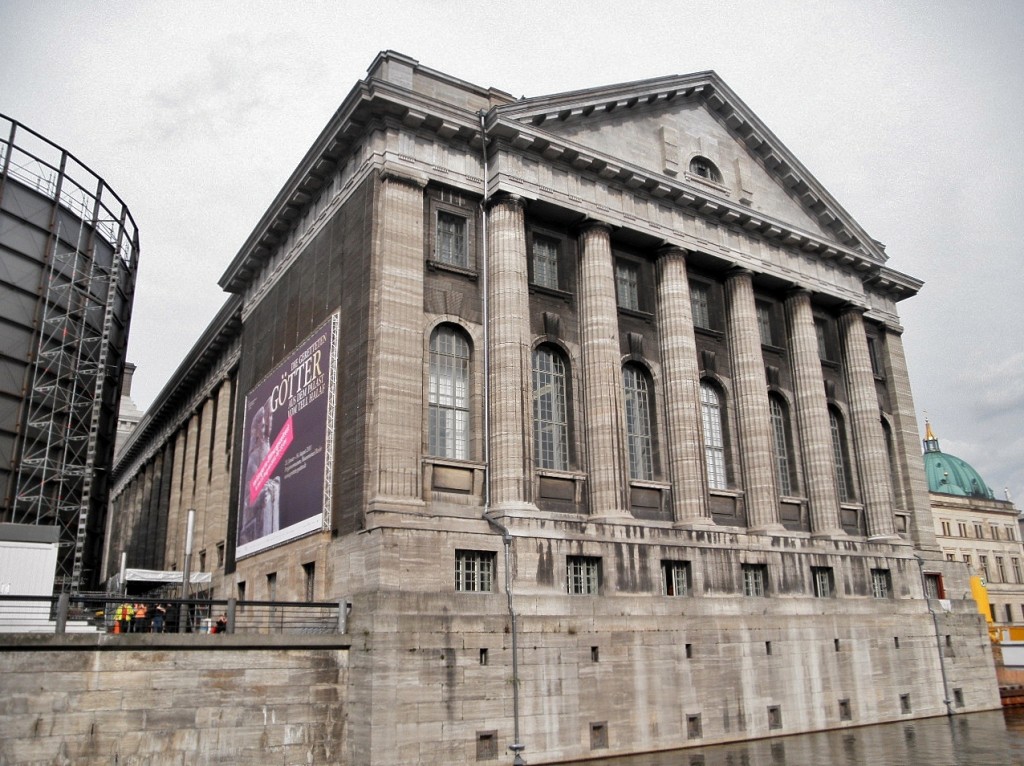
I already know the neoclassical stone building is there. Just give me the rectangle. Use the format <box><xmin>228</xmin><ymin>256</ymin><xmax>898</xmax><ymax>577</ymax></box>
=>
<box><xmin>108</xmin><ymin>52</ymin><xmax>998</xmax><ymax>764</ymax></box>
<box><xmin>924</xmin><ymin>421</ymin><xmax>1024</xmax><ymax>629</ymax></box>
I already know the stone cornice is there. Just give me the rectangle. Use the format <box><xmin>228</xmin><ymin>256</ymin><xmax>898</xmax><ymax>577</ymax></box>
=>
<box><xmin>220</xmin><ymin>80</ymin><xmax>486</xmax><ymax>294</ymax></box>
<box><xmin>218</xmin><ymin>58</ymin><xmax>920</xmax><ymax>304</ymax></box>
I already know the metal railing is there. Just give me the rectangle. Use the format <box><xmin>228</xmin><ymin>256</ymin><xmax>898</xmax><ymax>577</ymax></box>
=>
<box><xmin>0</xmin><ymin>594</ymin><xmax>349</xmax><ymax>636</ymax></box>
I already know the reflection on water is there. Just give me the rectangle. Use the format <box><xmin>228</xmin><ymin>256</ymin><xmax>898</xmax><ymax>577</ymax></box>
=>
<box><xmin>564</xmin><ymin>709</ymin><xmax>1024</xmax><ymax>766</ymax></box>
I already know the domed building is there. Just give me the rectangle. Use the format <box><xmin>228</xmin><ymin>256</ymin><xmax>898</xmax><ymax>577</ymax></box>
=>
<box><xmin>926</xmin><ymin>421</ymin><xmax>1024</xmax><ymax>627</ymax></box>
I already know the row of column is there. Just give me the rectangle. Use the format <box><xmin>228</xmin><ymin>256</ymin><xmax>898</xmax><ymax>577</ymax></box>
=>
<box><xmin>486</xmin><ymin>195</ymin><xmax>898</xmax><ymax>538</ymax></box>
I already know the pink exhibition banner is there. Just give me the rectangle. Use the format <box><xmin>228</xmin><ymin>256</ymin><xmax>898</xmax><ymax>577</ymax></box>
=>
<box><xmin>236</xmin><ymin>314</ymin><xmax>338</xmax><ymax>557</ymax></box>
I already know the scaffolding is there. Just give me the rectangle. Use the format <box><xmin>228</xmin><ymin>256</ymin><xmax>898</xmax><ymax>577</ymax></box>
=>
<box><xmin>1</xmin><ymin>114</ymin><xmax>139</xmax><ymax>594</ymax></box>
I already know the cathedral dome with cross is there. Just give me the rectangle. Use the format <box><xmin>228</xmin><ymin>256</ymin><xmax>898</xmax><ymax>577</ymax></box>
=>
<box><xmin>922</xmin><ymin>420</ymin><xmax>996</xmax><ymax>499</ymax></box>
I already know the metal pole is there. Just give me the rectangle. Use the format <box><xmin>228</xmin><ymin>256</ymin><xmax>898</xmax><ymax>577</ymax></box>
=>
<box><xmin>119</xmin><ymin>551</ymin><xmax>127</xmax><ymax>596</ymax></box>
<box><xmin>916</xmin><ymin>555</ymin><xmax>954</xmax><ymax>716</ymax></box>
<box><xmin>179</xmin><ymin>509</ymin><xmax>195</xmax><ymax>632</ymax></box>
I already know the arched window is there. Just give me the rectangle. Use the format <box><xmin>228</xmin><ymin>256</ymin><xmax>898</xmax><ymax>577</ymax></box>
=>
<box><xmin>769</xmin><ymin>394</ymin><xmax>795</xmax><ymax>496</ymax></box>
<box><xmin>829</xmin><ymin>406</ymin><xmax>853</xmax><ymax>503</ymax></box>
<box><xmin>532</xmin><ymin>345</ymin><xmax>569</xmax><ymax>470</ymax></box>
<box><xmin>428</xmin><ymin>325</ymin><xmax>470</xmax><ymax>459</ymax></box>
<box><xmin>700</xmin><ymin>381</ymin><xmax>727</xmax><ymax>490</ymax></box>
<box><xmin>623</xmin><ymin>364</ymin><xmax>654</xmax><ymax>480</ymax></box>
<box><xmin>689</xmin><ymin>156</ymin><xmax>722</xmax><ymax>183</ymax></box>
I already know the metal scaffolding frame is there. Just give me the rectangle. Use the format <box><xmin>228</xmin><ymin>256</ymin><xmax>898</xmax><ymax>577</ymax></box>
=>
<box><xmin>2</xmin><ymin>114</ymin><xmax>139</xmax><ymax>594</ymax></box>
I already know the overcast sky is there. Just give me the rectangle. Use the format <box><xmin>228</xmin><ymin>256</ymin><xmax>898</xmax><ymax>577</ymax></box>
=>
<box><xmin>2</xmin><ymin>0</ymin><xmax>1022</xmax><ymax>504</ymax></box>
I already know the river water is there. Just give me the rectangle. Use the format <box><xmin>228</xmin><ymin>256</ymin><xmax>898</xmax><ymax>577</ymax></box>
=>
<box><xmin>560</xmin><ymin>708</ymin><xmax>1024</xmax><ymax>766</ymax></box>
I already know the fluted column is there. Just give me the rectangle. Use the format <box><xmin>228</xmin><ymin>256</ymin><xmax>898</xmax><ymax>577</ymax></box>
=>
<box><xmin>486</xmin><ymin>195</ymin><xmax>533</xmax><ymax>510</ymax></box>
<box><xmin>838</xmin><ymin>307</ymin><xmax>896</xmax><ymax>539</ymax></box>
<box><xmin>725</xmin><ymin>269</ymin><xmax>781</xmax><ymax>531</ymax></box>
<box><xmin>785</xmin><ymin>289</ymin><xmax>842</xmax><ymax>535</ymax></box>
<box><xmin>577</xmin><ymin>222</ymin><xmax>629</xmax><ymax>516</ymax></box>
<box><xmin>655</xmin><ymin>248</ymin><xmax>710</xmax><ymax>524</ymax></box>
<box><xmin>367</xmin><ymin>171</ymin><xmax>426</xmax><ymax>508</ymax></box>
<box><xmin>880</xmin><ymin>326</ymin><xmax>939</xmax><ymax>551</ymax></box>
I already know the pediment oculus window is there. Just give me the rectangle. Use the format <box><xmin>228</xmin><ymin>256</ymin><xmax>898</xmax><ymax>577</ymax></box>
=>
<box><xmin>689</xmin><ymin>156</ymin><xmax>722</xmax><ymax>184</ymax></box>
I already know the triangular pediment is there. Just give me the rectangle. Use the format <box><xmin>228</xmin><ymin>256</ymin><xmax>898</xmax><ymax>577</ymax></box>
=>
<box><xmin>493</xmin><ymin>72</ymin><xmax>885</xmax><ymax>263</ymax></box>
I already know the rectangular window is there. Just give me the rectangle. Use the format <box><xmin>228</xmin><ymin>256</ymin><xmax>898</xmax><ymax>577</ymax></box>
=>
<box><xmin>1008</xmin><ymin>526</ymin><xmax>1017</xmax><ymax>542</ymax></box>
<box><xmin>963</xmin><ymin>554</ymin><xmax>972</xmax><ymax>566</ymax></box>
<box><xmin>615</xmin><ymin>260</ymin><xmax>640</xmax><ymax>311</ymax></box>
<box><xmin>216</xmin><ymin>542</ymin><xmax>225</xmax><ymax>568</ymax></box>
<box><xmin>940</xmin><ymin>521</ymin><xmax>951</xmax><ymax>536</ymax></box>
<box><xmin>946</xmin><ymin>553</ymin><xmax>955</xmax><ymax>562</ymax></box>
<box><xmin>567</xmin><ymin>556</ymin><xmax>601</xmax><ymax>595</ymax></box>
<box><xmin>1013</xmin><ymin>559</ymin><xmax>1022</xmax><ymax>584</ymax></box>
<box><xmin>997</xmin><ymin>556</ymin><xmax>1007</xmax><ymax>583</ymax></box>
<box><xmin>812</xmin><ymin>566</ymin><xmax>835</xmax><ymax>598</ymax></box>
<box><xmin>743</xmin><ymin>564</ymin><xmax>767</xmax><ymax>597</ymax></box>
<box><xmin>686</xmin><ymin>714</ymin><xmax>702</xmax><ymax>740</ymax></box>
<box><xmin>303</xmin><ymin>561</ymin><xmax>316</xmax><ymax>602</ymax></box>
<box><xmin>456</xmin><ymin>550</ymin><xmax>496</xmax><ymax>593</ymax></box>
<box><xmin>980</xmin><ymin>555</ymin><xmax>990</xmax><ymax>582</ymax></box>
<box><xmin>871</xmin><ymin>569</ymin><xmax>892</xmax><ymax>599</ymax></box>
<box><xmin>266</xmin><ymin>572</ymin><xmax>277</xmax><ymax>600</ymax></box>
<box><xmin>690</xmin><ymin>281</ymin><xmax>711</xmax><ymax>329</ymax></box>
<box><xmin>839</xmin><ymin>698</ymin><xmax>852</xmax><ymax>721</ymax></box>
<box><xmin>923</xmin><ymin>573</ymin><xmax>944</xmax><ymax>600</ymax></box>
<box><xmin>958</xmin><ymin>522</ymin><xmax>968</xmax><ymax>537</ymax></box>
<box><xmin>531</xmin><ymin>236</ymin><xmax>559</xmax><ymax>290</ymax></box>
<box><xmin>756</xmin><ymin>301</ymin><xmax>773</xmax><ymax>346</ymax></box>
<box><xmin>436</xmin><ymin>210</ymin><xmax>468</xmax><ymax>267</ymax></box>
<box><xmin>974</xmin><ymin>523</ymin><xmax>984</xmax><ymax>539</ymax></box>
<box><xmin>1007</xmin><ymin>604</ymin><xmax>1015</xmax><ymax>623</ymax></box>
<box><xmin>662</xmin><ymin>561</ymin><xmax>692</xmax><ymax>596</ymax></box>
<box><xmin>237</xmin><ymin>581</ymin><xmax>246</xmax><ymax>604</ymax></box>
<box><xmin>476</xmin><ymin>730</ymin><xmax>498</xmax><ymax>761</ymax></box>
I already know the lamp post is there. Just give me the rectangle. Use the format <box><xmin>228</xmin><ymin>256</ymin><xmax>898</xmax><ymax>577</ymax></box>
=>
<box><xmin>179</xmin><ymin>509</ymin><xmax>195</xmax><ymax>632</ymax></box>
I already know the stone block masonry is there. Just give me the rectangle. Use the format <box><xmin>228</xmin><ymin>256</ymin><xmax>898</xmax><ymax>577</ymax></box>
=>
<box><xmin>0</xmin><ymin>635</ymin><xmax>348</xmax><ymax>766</ymax></box>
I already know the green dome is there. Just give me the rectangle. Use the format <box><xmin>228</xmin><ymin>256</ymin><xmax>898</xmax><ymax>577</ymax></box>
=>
<box><xmin>922</xmin><ymin>422</ymin><xmax>995</xmax><ymax>499</ymax></box>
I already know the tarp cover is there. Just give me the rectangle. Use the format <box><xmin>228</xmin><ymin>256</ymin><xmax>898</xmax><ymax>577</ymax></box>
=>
<box><xmin>106</xmin><ymin>568</ymin><xmax>213</xmax><ymax>592</ymax></box>
<box><xmin>125</xmin><ymin>568</ymin><xmax>212</xmax><ymax>584</ymax></box>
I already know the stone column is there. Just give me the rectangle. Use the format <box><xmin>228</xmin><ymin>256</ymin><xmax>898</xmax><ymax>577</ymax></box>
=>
<box><xmin>486</xmin><ymin>195</ymin><xmax>533</xmax><ymax>511</ymax></box>
<box><xmin>784</xmin><ymin>288</ymin><xmax>842</xmax><ymax>535</ymax></box>
<box><xmin>838</xmin><ymin>307</ymin><xmax>896</xmax><ymax>539</ymax></box>
<box><xmin>654</xmin><ymin>248</ymin><xmax>710</xmax><ymax>524</ymax></box>
<box><xmin>880</xmin><ymin>326</ymin><xmax>939</xmax><ymax>551</ymax></box>
<box><xmin>367</xmin><ymin>171</ymin><xmax>426</xmax><ymax>511</ymax></box>
<box><xmin>577</xmin><ymin>222</ymin><xmax>629</xmax><ymax>517</ymax></box>
<box><xmin>725</xmin><ymin>269</ymin><xmax>781</xmax><ymax>531</ymax></box>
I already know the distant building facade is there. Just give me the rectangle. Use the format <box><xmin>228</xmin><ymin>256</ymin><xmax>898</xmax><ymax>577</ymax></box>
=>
<box><xmin>925</xmin><ymin>422</ymin><xmax>1024</xmax><ymax>627</ymax></box>
<box><xmin>0</xmin><ymin>114</ymin><xmax>139</xmax><ymax>593</ymax></box>
<box><xmin>107</xmin><ymin>53</ymin><xmax>997</xmax><ymax>763</ymax></box>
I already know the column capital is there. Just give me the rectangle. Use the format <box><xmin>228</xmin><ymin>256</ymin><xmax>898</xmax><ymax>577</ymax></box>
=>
<box><xmin>485</xmin><ymin>192</ymin><xmax>526</xmax><ymax>212</ymax></box>
<box><xmin>725</xmin><ymin>266</ymin><xmax>754</xmax><ymax>283</ymax></box>
<box><xmin>839</xmin><ymin>301</ymin><xmax>868</xmax><ymax>317</ymax></box>
<box><xmin>575</xmin><ymin>217</ymin><xmax>614</xmax><ymax>238</ymax></box>
<box><xmin>655</xmin><ymin>244</ymin><xmax>689</xmax><ymax>262</ymax></box>
<box><xmin>378</xmin><ymin>165</ymin><xmax>428</xmax><ymax>189</ymax></box>
<box><xmin>784</xmin><ymin>284</ymin><xmax>812</xmax><ymax>301</ymax></box>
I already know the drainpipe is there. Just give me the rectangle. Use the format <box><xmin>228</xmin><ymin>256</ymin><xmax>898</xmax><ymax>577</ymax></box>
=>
<box><xmin>478</xmin><ymin>109</ymin><xmax>526</xmax><ymax>766</ymax></box>
<box><xmin>916</xmin><ymin>555</ymin><xmax>954</xmax><ymax>716</ymax></box>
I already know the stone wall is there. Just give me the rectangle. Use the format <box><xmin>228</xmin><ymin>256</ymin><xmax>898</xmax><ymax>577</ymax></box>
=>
<box><xmin>0</xmin><ymin>634</ymin><xmax>349</xmax><ymax>766</ymax></box>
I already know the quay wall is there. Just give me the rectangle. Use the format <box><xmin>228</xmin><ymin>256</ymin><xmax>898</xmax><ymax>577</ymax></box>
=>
<box><xmin>0</xmin><ymin>634</ymin><xmax>349</xmax><ymax>766</ymax></box>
